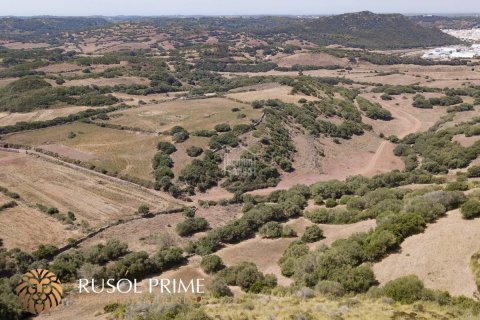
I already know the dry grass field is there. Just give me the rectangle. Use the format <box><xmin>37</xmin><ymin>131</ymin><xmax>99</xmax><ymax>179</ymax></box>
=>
<box><xmin>63</xmin><ymin>76</ymin><xmax>149</xmax><ymax>87</ymax></box>
<box><xmin>101</xmin><ymin>97</ymin><xmax>261</xmax><ymax>132</ymax></box>
<box><xmin>227</xmin><ymin>63</ymin><xmax>480</xmax><ymax>89</ymax></box>
<box><xmin>0</xmin><ymin>151</ymin><xmax>176</xmax><ymax>233</ymax></box>
<box><xmin>0</xmin><ymin>41</ymin><xmax>50</xmax><ymax>49</ymax></box>
<box><xmin>269</xmin><ymin>52</ymin><xmax>349</xmax><ymax>67</ymax></box>
<box><xmin>4</xmin><ymin>122</ymin><xmax>160</xmax><ymax>180</ymax></box>
<box><xmin>374</xmin><ymin>209</ymin><xmax>480</xmax><ymax>298</ymax></box>
<box><xmin>168</xmin><ymin>136</ymin><xmax>210</xmax><ymax>175</ymax></box>
<box><xmin>0</xmin><ymin>202</ymin><xmax>81</xmax><ymax>251</ymax></box>
<box><xmin>0</xmin><ymin>106</ymin><xmax>93</xmax><ymax>126</ymax></box>
<box><xmin>226</xmin><ymin>83</ymin><xmax>318</xmax><ymax>105</ymax></box>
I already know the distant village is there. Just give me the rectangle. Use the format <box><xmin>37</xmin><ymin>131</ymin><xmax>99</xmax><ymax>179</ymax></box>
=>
<box><xmin>422</xmin><ymin>44</ymin><xmax>480</xmax><ymax>60</ymax></box>
<box><xmin>422</xmin><ymin>28</ymin><xmax>480</xmax><ymax>60</ymax></box>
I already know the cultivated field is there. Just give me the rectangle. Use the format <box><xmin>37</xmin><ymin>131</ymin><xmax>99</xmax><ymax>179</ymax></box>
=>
<box><xmin>0</xmin><ymin>201</ymin><xmax>82</xmax><ymax>251</ymax></box>
<box><xmin>0</xmin><ymin>151</ymin><xmax>177</xmax><ymax>234</ymax></box>
<box><xmin>4</xmin><ymin>122</ymin><xmax>160</xmax><ymax>181</ymax></box>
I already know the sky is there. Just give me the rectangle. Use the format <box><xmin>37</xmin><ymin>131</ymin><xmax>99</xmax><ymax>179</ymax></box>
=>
<box><xmin>0</xmin><ymin>0</ymin><xmax>479</xmax><ymax>16</ymax></box>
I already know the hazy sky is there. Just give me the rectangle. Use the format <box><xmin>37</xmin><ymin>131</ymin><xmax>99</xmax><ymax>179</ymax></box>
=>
<box><xmin>0</xmin><ymin>0</ymin><xmax>479</xmax><ymax>16</ymax></box>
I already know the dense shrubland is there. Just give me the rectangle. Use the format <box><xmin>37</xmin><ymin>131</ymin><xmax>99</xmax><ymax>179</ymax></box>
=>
<box><xmin>0</xmin><ymin>76</ymin><xmax>118</xmax><ymax>113</ymax></box>
<box><xmin>0</xmin><ymin>238</ymin><xmax>186</xmax><ymax>317</ymax></box>
<box><xmin>395</xmin><ymin>121</ymin><xmax>480</xmax><ymax>173</ymax></box>
<box><xmin>356</xmin><ymin>96</ymin><xmax>392</xmax><ymax>120</ymax></box>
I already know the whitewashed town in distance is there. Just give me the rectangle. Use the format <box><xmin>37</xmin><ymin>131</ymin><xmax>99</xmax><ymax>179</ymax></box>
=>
<box><xmin>422</xmin><ymin>28</ymin><xmax>480</xmax><ymax>59</ymax></box>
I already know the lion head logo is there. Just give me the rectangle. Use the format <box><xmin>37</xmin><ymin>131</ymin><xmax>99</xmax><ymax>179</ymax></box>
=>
<box><xmin>16</xmin><ymin>269</ymin><xmax>63</xmax><ymax>315</ymax></box>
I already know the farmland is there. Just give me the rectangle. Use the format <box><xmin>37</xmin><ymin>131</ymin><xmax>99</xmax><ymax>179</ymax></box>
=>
<box><xmin>1</xmin><ymin>11</ymin><xmax>480</xmax><ymax>320</ymax></box>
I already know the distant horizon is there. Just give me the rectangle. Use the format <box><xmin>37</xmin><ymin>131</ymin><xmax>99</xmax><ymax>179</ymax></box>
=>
<box><xmin>0</xmin><ymin>12</ymin><xmax>480</xmax><ymax>18</ymax></box>
<box><xmin>1</xmin><ymin>1</ymin><xmax>479</xmax><ymax>17</ymax></box>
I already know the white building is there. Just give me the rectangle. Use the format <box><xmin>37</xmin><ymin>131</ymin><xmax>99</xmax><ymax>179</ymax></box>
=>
<box><xmin>422</xmin><ymin>45</ymin><xmax>480</xmax><ymax>60</ymax></box>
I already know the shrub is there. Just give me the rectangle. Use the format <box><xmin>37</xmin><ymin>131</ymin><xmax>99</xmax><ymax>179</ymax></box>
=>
<box><xmin>201</xmin><ymin>255</ymin><xmax>224</xmax><ymax>274</ymax></box>
<box><xmin>151</xmin><ymin>246</ymin><xmax>185</xmax><ymax>272</ymax></box>
<box><xmin>461</xmin><ymin>199</ymin><xmax>480</xmax><ymax>219</ymax></box>
<box><xmin>422</xmin><ymin>190</ymin><xmax>466</xmax><ymax>211</ymax></box>
<box><xmin>50</xmin><ymin>251</ymin><xmax>84</xmax><ymax>282</ymax></box>
<box><xmin>347</xmin><ymin>197</ymin><xmax>366</xmax><ymax>210</ymax></box>
<box><xmin>467</xmin><ymin>165</ymin><xmax>480</xmax><ymax>178</ymax></box>
<box><xmin>182</xmin><ymin>207</ymin><xmax>196</xmax><ymax>218</ymax></box>
<box><xmin>259</xmin><ymin>221</ymin><xmax>282</xmax><ymax>238</ymax></box>
<box><xmin>301</xmin><ymin>225</ymin><xmax>324</xmax><ymax>243</ymax></box>
<box><xmin>282</xmin><ymin>225</ymin><xmax>297</xmax><ymax>238</ymax></box>
<box><xmin>382</xmin><ymin>275</ymin><xmax>425</xmax><ymax>304</ymax></box>
<box><xmin>152</xmin><ymin>152</ymin><xmax>173</xmax><ymax>168</ymax></box>
<box><xmin>356</xmin><ymin>97</ymin><xmax>392</xmax><ymax>120</ymax></box>
<box><xmin>172</xmin><ymin>131</ymin><xmax>189</xmax><ymax>143</ymax></box>
<box><xmin>214</xmin><ymin>123</ymin><xmax>231</xmax><ymax>132</ymax></box>
<box><xmin>176</xmin><ymin>218</ymin><xmax>209</xmax><ymax>236</ymax></box>
<box><xmin>154</xmin><ymin>166</ymin><xmax>174</xmax><ymax>180</ymax></box>
<box><xmin>304</xmin><ymin>208</ymin><xmax>362</xmax><ymax>224</ymax></box>
<box><xmin>412</xmin><ymin>94</ymin><xmax>432</xmax><ymax>109</ymax></box>
<box><xmin>445</xmin><ymin>181</ymin><xmax>468</xmax><ymax>191</ymax></box>
<box><xmin>157</xmin><ymin>141</ymin><xmax>177</xmax><ymax>154</ymax></box>
<box><xmin>179</xmin><ymin>151</ymin><xmax>223</xmax><ymax>190</ymax></box>
<box><xmin>331</xmin><ymin>265</ymin><xmax>376</xmax><ymax>293</ymax></box>
<box><xmin>84</xmin><ymin>239</ymin><xmax>129</xmax><ymax>265</ymax></box>
<box><xmin>138</xmin><ymin>204</ymin><xmax>150</xmax><ymax>215</ymax></box>
<box><xmin>186</xmin><ymin>146</ymin><xmax>203</xmax><ymax>157</ymax></box>
<box><xmin>404</xmin><ymin>197</ymin><xmax>446</xmax><ymax>223</ymax></box>
<box><xmin>362</xmin><ymin>229</ymin><xmax>398</xmax><ymax>261</ymax></box>
<box><xmin>32</xmin><ymin>245</ymin><xmax>58</xmax><ymax>260</ymax></box>
<box><xmin>315</xmin><ymin>280</ymin><xmax>345</xmax><ymax>297</ymax></box>
<box><xmin>278</xmin><ymin>241</ymin><xmax>309</xmax><ymax>276</ymax></box>
<box><xmin>325</xmin><ymin>198</ymin><xmax>337</xmax><ymax>208</ymax></box>
<box><xmin>208</xmin><ymin>278</ymin><xmax>233</xmax><ymax>298</ymax></box>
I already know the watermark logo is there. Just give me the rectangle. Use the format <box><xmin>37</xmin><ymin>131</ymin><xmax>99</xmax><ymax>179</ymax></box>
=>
<box><xmin>223</xmin><ymin>146</ymin><xmax>257</xmax><ymax>177</ymax></box>
<box><xmin>16</xmin><ymin>269</ymin><xmax>63</xmax><ymax>315</ymax></box>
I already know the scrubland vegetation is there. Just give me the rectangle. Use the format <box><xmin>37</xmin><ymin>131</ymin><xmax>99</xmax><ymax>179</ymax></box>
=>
<box><xmin>1</xmin><ymin>11</ymin><xmax>480</xmax><ymax>320</ymax></box>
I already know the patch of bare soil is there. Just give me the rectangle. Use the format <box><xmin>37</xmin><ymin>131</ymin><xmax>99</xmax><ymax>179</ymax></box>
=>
<box><xmin>0</xmin><ymin>77</ymin><xmax>18</xmax><ymax>87</ymax></box>
<box><xmin>64</xmin><ymin>76</ymin><xmax>149</xmax><ymax>87</ymax></box>
<box><xmin>270</xmin><ymin>52</ymin><xmax>348</xmax><ymax>67</ymax></box>
<box><xmin>453</xmin><ymin>134</ymin><xmax>480</xmax><ymax>147</ymax></box>
<box><xmin>374</xmin><ymin>209</ymin><xmax>480</xmax><ymax>297</ymax></box>
<box><xmin>2</xmin><ymin>42</ymin><xmax>50</xmax><ymax>49</ymax></box>
<box><xmin>36</xmin><ymin>63</ymin><xmax>82</xmax><ymax>74</ymax></box>
<box><xmin>40</xmin><ymin>144</ymin><xmax>97</xmax><ymax>161</ymax></box>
